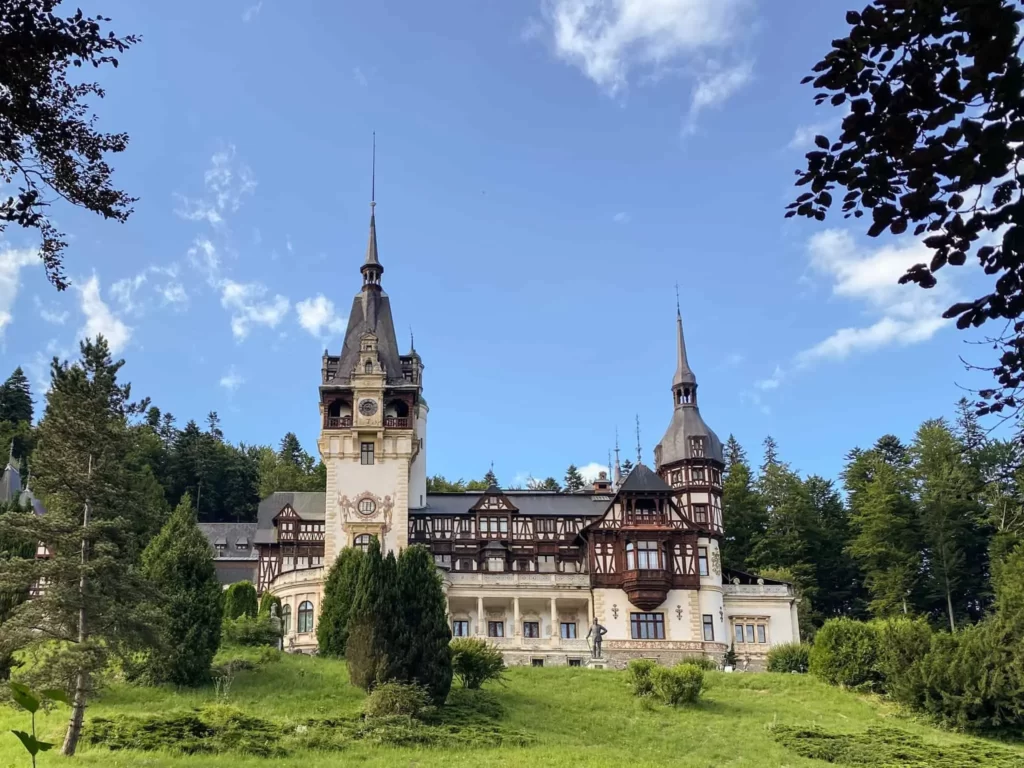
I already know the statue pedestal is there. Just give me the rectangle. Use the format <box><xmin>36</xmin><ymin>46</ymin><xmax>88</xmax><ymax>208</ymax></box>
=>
<box><xmin>585</xmin><ymin>658</ymin><xmax>610</xmax><ymax>670</ymax></box>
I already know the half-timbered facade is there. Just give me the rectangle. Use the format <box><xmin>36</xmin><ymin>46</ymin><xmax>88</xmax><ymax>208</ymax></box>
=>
<box><xmin>256</xmin><ymin>196</ymin><xmax>800</xmax><ymax>666</ymax></box>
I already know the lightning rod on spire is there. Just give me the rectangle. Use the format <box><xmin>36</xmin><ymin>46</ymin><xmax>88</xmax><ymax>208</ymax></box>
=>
<box><xmin>675</xmin><ymin>282</ymin><xmax>681</xmax><ymax>316</ymax></box>
<box><xmin>371</xmin><ymin>131</ymin><xmax>376</xmax><ymax>209</ymax></box>
<box><xmin>635</xmin><ymin>414</ymin><xmax>642</xmax><ymax>465</ymax></box>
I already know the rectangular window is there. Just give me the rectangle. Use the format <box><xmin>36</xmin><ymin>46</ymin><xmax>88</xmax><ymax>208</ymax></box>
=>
<box><xmin>693</xmin><ymin>505</ymin><xmax>709</xmax><ymax>524</ymax></box>
<box><xmin>452</xmin><ymin>620</ymin><xmax>469</xmax><ymax>637</ymax></box>
<box><xmin>630</xmin><ymin>612</ymin><xmax>665</xmax><ymax>640</ymax></box>
<box><xmin>746</xmin><ymin>624</ymin><xmax>755</xmax><ymax>644</ymax></box>
<box><xmin>523</xmin><ymin>621</ymin><xmax>539</xmax><ymax>638</ymax></box>
<box><xmin>531</xmin><ymin>658</ymin><xmax>544</xmax><ymax>667</ymax></box>
<box><xmin>568</xmin><ymin>658</ymin><xmax>582</xmax><ymax>667</ymax></box>
<box><xmin>703</xmin><ymin>614</ymin><xmax>715</xmax><ymax>642</ymax></box>
<box><xmin>560</xmin><ymin>622</ymin><xmax>577</xmax><ymax>639</ymax></box>
<box><xmin>360</xmin><ymin>442</ymin><xmax>374</xmax><ymax>465</ymax></box>
<box><xmin>690</xmin><ymin>437</ymin><xmax>706</xmax><ymax>457</ymax></box>
<box><xmin>500</xmin><ymin>518</ymin><xmax>508</xmax><ymax>534</ymax></box>
<box><xmin>757</xmin><ymin>625</ymin><xmax>767</xmax><ymax>644</ymax></box>
<box><xmin>735</xmin><ymin>624</ymin><xmax>744</xmax><ymax>644</ymax></box>
<box><xmin>487</xmin><ymin>557</ymin><xmax>504</xmax><ymax>572</ymax></box>
<box><xmin>537</xmin><ymin>555</ymin><xmax>556</xmax><ymax>573</ymax></box>
<box><xmin>627</xmin><ymin>541</ymin><xmax>661</xmax><ymax>570</ymax></box>
<box><xmin>698</xmin><ymin>547</ymin><xmax>709</xmax><ymax>576</ymax></box>
<box><xmin>487</xmin><ymin>621</ymin><xmax>504</xmax><ymax>638</ymax></box>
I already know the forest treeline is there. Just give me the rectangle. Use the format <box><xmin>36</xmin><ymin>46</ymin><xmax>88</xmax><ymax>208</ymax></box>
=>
<box><xmin>0</xmin><ymin>364</ymin><xmax>324</xmax><ymax>523</ymax></box>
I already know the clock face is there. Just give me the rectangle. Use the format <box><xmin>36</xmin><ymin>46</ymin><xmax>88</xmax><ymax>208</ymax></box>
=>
<box><xmin>358</xmin><ymin>399</ymin><xmax>378</xmax><ymax>416</ymax></box>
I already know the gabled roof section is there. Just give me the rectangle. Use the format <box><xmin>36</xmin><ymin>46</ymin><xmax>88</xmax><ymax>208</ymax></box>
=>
<box><xmin>618</xmin><ymin>463</ymin><xmax>673</xmax><ymax>494</ymax></box>
<box><xmin>470</xmin><ymin>485</ymin><xmax>519</xmax><ymax>513</ymax></box>
<box><xmin>256</xmin><ymin>492</ymin><xmax>326</xmax><ymax>530</ymax></box>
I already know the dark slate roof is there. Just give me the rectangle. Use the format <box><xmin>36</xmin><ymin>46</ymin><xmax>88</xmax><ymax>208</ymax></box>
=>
<box><xmin>19</xmin><ymin>488</ymin><xmax>45</xmax><ymax>516</ymax></box>
<box><xmin>198</xmin><ymin>523</ymin><xmax>259</xmax><ymax>562</ymax></box>
<box><xmin>0</xmin><ymin>463</ymin><xmax>21</xmax><ymax>504</ymax></box>
<box><xmin>421</xmin><ymin>492</ymin><xmax>604</xmax><ymax>517</ymax></box>
<box><xmin>332</xmin><ymin>290</ymin><xmax>404</xmax><ymax>384</ymax></box>
<box><xmin>656</xmin><ymin>406</ymin><xmax>724</xmax><ymax>464</ymax></box>
<box><xmin>254</xmin><ymin>492</ymin><xmax>326</xmax><ymax>543</ymax></box>
<box><xmin>618</xmin><ymin>463</ymin><xmax>673</xmax><ymax>493</ymax></box>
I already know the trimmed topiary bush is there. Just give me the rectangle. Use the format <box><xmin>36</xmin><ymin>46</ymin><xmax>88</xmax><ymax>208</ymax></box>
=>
<box><xmin>449</xmin><ymin>638</ymin><xmax>506</xmax><ymax>690</ymax></box>
<box><xmin>363</xmin><ymin>682</ymin><xmax>430</xmax><ymax>719</ymax></box>
<box><xmin>394</xmin><ymin>545</ymin><xmax>453</xmax><ymax>705</ymax></box>
<box><xmin>767</xmin><ymin>642</ymin><xmax>810</xmax><ymax>674</ymax></box>
<box><xmin>652</xmin><ymin>663</ymin><xmax>704</xmax><ymax>706</ymax></box>
<box><xmin>873</xmin><ymin>616</ymin><xmax>932</xmax><ymax>705</ymax></box>
<box><xmin>257</xmin><ymin>592</ymin><xmax>281</xmax><ymax>618</ymax></box>
<box><xmin>809</xmin><ymin>617</ymin><xmax>881</xmax><ymax>690</ymax></box>
<box><xmin>626</xmin><ymin>659</ymin><xmax>657</xmax><ymax>697</ymax></box>
<box><xmin>223</xmin><ymin>581</ymin><xmax>258</xmax><ymax>620</ymax></box>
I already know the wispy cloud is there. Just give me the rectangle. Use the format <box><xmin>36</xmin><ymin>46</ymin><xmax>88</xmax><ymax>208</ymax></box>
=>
<box><xmin>353</xmin><ymin>67</ymin><xmax>368</xmax><ymax>87</ymax></box>
<box><xmin>754</xmin><ymin>364</ymin><xmax>784</xmax><ymax>391</ymax></box>
<box><xmin>578</xmin><ymin>462</ymin><xmax>610</xmax><ymax>483</ymax></box>
<box><xmin>788</xmin><ymin>113</ymin><xmax>847</xmax><ymax>151</ymax></box>
<box><xmin>684</xmin><ymin>59</ymin><xmax>753</xmax><ymax>134</ymax></box>
<box><xmin>797</xmin><ymin>229</ymin><xmax>951</xmax><ymax>364</ymax></box>
<box><xmin>613</xmin><ymin>211</ymin><xmax>630</xmax><ymax>224</ymax></box>
<box><xmin>0</xmin><ymin>248</ymin><xmax>37</xmax><ymax>342</ymax></box>
<box><xmin>219</xmin><ymin>366</ymin><xmax>245</xmax><ymax>392</ymax></box>
<box><xmin>78</xmin><ymin>274</ymin><xmax>132</xmax><ymax>354</ymax></box>
<box><xmin>33</xmin><ymin>296</ymin><xmax>68</xmax><ymax>326</ymax></box>
<box><xmin>242</xmin><ymin>2</ymin><xmax>262</xmax><ymax>22</ymax></box>
<box><xmin>111</xmin><ymin>264</ymin><xmax>189</xmax><ymax>314</ymax></box>
<box><xmin>174</xmin><ymin>146</ymin><xmax>256</xmax><ymax>226</ymax></box>
<box><xmin>296</xmin><ymin>294</ymin><xmax>346</xmax><ymax>339</ymax></box>
<box><xmin>220</xmin><ymin>280</ymin><xmax>289</xmax><ymax>340</ymax></box>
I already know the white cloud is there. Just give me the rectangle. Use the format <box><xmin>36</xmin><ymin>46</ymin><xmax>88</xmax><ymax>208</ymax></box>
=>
<box><xmin>797</xmin><ymin>229</ymin><xmax>952</xmax><ymax>364</ymax></box>
<box><xmin>296</xmin><ymin>294</ymin><xmax>346</xmax><ymax>338</ymax></box>
<box><xmin>0</xmin><ymin>248</ymin><xmax>38</xmax><ymax>341</ymax></box>
<box><xmin>34</xmin><ymin>297</ymin><xmax>68</xmax><ymax>326</ymax></box>
<box><xmin>755</xmin><ymin>364</ymin><xmax>784</xmax><ymax>391</ymax></box>
<box><xmin>78</xmin><ymin>275</ymin><xmax>132</xmax><ymax>354</ymax></box>
<box><xmin>684</xmin><ymin>59</ymin><xmax>753</xmax><ymax>133</ymax></box>
<box><xmin>110</xmin><ymin>264</ymin><xmax>189</xmax><ymax>314</ymax></box>
<box><xmin>188</xmin><ymin>238</ymin><xmax>220</xmax><ymax>284</ymax></box>
<box><xmin>788</xmin><ymin>116</ymin><xmax>843</xmax><ymax>151</ymax></box>
<box><xmin>175</xmin><ymin>146</ymin><xmax>256</xmax><ymax>226</ymax></box>
<box><xmin>160</xmin><ymin>281</ymin><xmax>188</xmax><ymax>307</ymax></box>
<box><xmin>541</xmin><ymin>0</ymin><xmax>751</xmax><ymax>94</ymax></box>
<box><xmin>111</xmin><ymin>272</ymin><xmax>147</xmax><ymax>314</ymax></box>
<box><xmin>353</xmin><ymin>67</ymin><xmax>368</xmax><ymax>87</ymax></box>
<box><xmin>242</xmin><ymin>2</ymin><xmax>262</xmax><ymax>22</ymax></box>
<box><xmin>578</xmin><ymin>462</ymin><xmax>611</xmax><ymax>483</ymax></box>
<box><xmin>613</xmin><ymin>211</ymin><xmax>630</xmax><ymax>224</ymax></box>
<box><xmin>725</xmin><ymin>352</ymin><xmax>744</xmax><ymax>366</ymax></box>
<box><xmin>219</xmin><ymin>366</ymin><xmax>244</xmax><ymax>392</ymax></box>
<box><xmin>220</xmin><ymin>280</ymin><xmax>289</xmax><ymax>340</ymax></box>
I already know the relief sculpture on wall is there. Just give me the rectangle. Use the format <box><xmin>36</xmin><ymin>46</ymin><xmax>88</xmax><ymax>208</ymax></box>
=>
<box><xmin>337</xmin><ymin>491</ymin><xmax>395</xmax><ymax>534</ymax></box>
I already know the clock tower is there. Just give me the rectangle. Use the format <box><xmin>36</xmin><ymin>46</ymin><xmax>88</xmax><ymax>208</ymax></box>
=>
<box><xmin>318</xmin><ymin>201</ymin><xmax>427</xmax><ymax>564</ymax></box>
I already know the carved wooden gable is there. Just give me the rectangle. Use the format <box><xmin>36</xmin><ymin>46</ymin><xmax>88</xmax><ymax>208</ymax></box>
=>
<box><xmin>470</xmin><ymin>487</ymin><xmax>519</xmax><ymax>514</ymax></box>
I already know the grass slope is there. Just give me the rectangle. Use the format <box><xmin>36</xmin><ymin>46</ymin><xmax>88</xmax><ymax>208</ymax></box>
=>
<box><xmin>2</xmin><ymin>653</ymin><xmax>1020</xmax><ymax>767</ymax></box>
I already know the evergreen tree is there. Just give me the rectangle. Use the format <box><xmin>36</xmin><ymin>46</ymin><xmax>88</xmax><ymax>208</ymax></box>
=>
<box><xmin>528</xmin><ymin>476</ymin><xmax>562</xmax><ymax>491</ymax></box>
<box><xmin>0</xmin><ymin>337</ymin><xmax>165</xmax><ymax>755</ymax></box>
<box><xmin>761</xmin><ymin>435</ymin><xmax>779</xmax><ymax>472</ymax></box>
<box><xmin>142</xmin><ymin>493</ymin><xmax>223</xmax><ymax>686</ymax></box>
<box><xmin>427</xmin><ymin>475</ymin><xmax>468</xmax><ymax>493</ymax></box>
<box><xmin>979</xmin><ymin>438</ymin><xmax>1024</xmax><ymax>582</ymax></box>
<box><xmin>721</xmin><ymin>437</ymin><xmax>766</xmax><ymax>571</ymax></box>
<box><xmin>804</xmin><ymin>475</ymin><xmax>866</xmax><ymax>620</ymax></box>
<box><xmin>620</xmin><ymin>459</ymin><xmax>634</xmax><ymax>475</ymax></box>
<box><xmin>278</xmin><ymin>432</ymin><xmax>304</xmax><ymax>467</ymax></box>
<box><xmin>845</xmin><ymin>450</ymin><xmax>922</xmax><ymax>617</ymax></box>
<box><xmin>911</xmin><ymin>419</ymin><xmax>989</xmax><ymax>629</ymax></box>
<box><xmin>346</xmin><ymin>537</ymin><xmax>400</xmax><ymax>690</ymax></box>
<box><xmin>394</xmin><ymin>545</ymin><xmax>453</xmax><ymax>704</ymax></box>
<box><xmin>317</xmin><ymin>547</ymin><xmax>365</xmax><ymax>657</ymax></box>
<box><xmin>483</xmin><ymin>466</ymin><xmax>499</xmax><ymax>487</ymax></box>
<box><xmin>258</xmin><ymin>592</ymin><xmax>282</xmax><ymax>618</ymax></box>
<box><xmin>0</xmin><ymin>367</ymin><xmax>32</xmax><ymax>425</ymax></box>
<box><xmin>954</xmin><ymin>397</ymin><xmax>988</xmax><ymax>458</ymax></box>
<box><xmin>564</xmin><ymin>464</ymin><xmax>585</xmax><ymax>492</ymax></box>
<box><xmin>223</xmin><ymin>581</ymin><xmax>258</xmax><ymax>620</ymax></box>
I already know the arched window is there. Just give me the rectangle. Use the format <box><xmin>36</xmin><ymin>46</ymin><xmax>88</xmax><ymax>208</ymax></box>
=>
<box><xmin>354</xmin><ymin>534</ymin><xmax>374</xmax><ymax>552</ymax></box>
<box><xmin>365</xmin><ymin>361</ymin><xmax>373</xmax><ymax>374</ymax></box>
<box><xmin>298</xmin><ymin>601</ymin><xmax>314</xmax><ymax>634</ymax></box>
<box><xmin>282</xmin><ymin>604</ymin><xmax>292</xmax><ymax>634</ymax></box>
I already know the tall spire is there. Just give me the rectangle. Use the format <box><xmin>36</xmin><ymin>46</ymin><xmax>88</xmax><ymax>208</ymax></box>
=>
<box><xmin>361</xmin><ymin>132</ymin><xmax>383</xmax><ymax>288</ymax></box>
<box><xmin>614</xmin><ymin>429</ymin><xmax>622</xmax><ymax>485</ymax></box>
<box><xmin>635</xmin><ymin>414</ymin><xmax>642</xmax><ymax>465</ymax></box>
<box><xmin>674</xmin><ymin>292</ymin><xmax>696</xmax><ymax>389</ymax></box>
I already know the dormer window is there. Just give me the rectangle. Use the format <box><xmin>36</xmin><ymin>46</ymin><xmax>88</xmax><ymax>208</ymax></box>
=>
<box><xmin>364</xmin><ymin>361</ymin><xmax>372</xmax><ymax>374</ymax></box>
<box><xmin>690</xmin><ymin>437</ymin><xmax>705</xmax><ymax>457</ymax></box>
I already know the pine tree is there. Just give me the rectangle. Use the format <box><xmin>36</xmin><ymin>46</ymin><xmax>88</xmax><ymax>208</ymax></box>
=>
<box><xmin>761</xmin><ymin>435</ymin><xmax>779</xmax><ymax>472</ymax></box>
<box><xmin>911</xmin><ymin>419</ymin><xmax>989</xmax><ymax>629</ymax></box>
<box><xmin>564</xmin><ymin>464</ymin><xmax>585</xmax><ymax>492</ymax></box>
<box><xmin>142</xmin><ymin>493</ymin><xmax>223</xmax><ymax>686</ymax></box>
<box><xmin>0</xmin><ymin>367</ymin><xmax>32</xmax><ymax>425</ymax></box>
<box><xmin>394</xmin><ymin>545</ymin><xmax>453</xmax><ymax>704</ymax></box>
<box><xmin>621</xmin><ymin>459</ymin><xmax>634</xmax><ymax>475</ymax></box>
<box><xmin>954</xmin><ymin>397</ymin><xmax>987</xmax><ymax>458</ymax></box>
<box><xmin>0</xmin><ymin>337</ymin><xmax>165</xmax><ymax>755</ymax></box>
<box><xmin>721</xmin><ymin>437</ymin><xmax>766</xmax><ymax>571</ymax></box>
<box><xmin>223</xmin><ymin>581</ymin><xmax>258</xmax><ymax>619</ymax></box>
<box><xmin>483</xmin><ymin>466</ymin><xmax>499</xmax><ymax>487</ymax></box>
<box><xmin>724</xmin><ymin>434</ymin><xmax>746</xmax><ymax>476</ymax></box>
<box><xmin>804</xmin><ymin>475</ymin><xmax>866</xmax><ymax>620</ymax></box>
<box><xmin>278</xmin><ymin>432</ymin><xmax>303</xmax><ymax>467</ymax></box>
<box><xmin>317</xmin><ymin>547</ymin><xmax>365</xmax><ymax>657</ymax></box>
<box><xmin>346</xmin><ymin>537</ymin><xmax>400</xmax><ymax>690</ymax></box>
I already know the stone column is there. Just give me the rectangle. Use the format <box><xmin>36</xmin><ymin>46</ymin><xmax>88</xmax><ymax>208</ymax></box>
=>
<box><xmin>477</xmin><ymin>596</ymin><xmax>485</xmax><ymax>637</ymax></box>
<box><xmin>513</xmin><ymin>597</ymin><xmax>521</xmax><ymax>641</ymax></box>
<box><xmin>587</xmin><ymin>595</ymin><xmax>594</xmax><ymax>626</ymax></box>
<box><xmin>550</xmin><ymin>597</ymin><xmax>558</xmax><ymax>647</ymax></box>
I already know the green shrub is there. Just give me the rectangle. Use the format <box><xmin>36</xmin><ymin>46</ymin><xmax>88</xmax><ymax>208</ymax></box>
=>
<box><xmin>683</xmin><ymin>655</ymin><xmax>718</xmax><ymax>671</ymax></box>
<box><xmin>257</xmin><ymin>592</ymin><xmax>281</xmax><ymax>618</ymax></box>
<box><xmin>767</xmin><ymin>642</ymin><xmax>810</xmax><ymax>674</ymax></box>
<box><xmin>222</xmin><ymin>615</ymin><xmax>280</xmax><ymax>647</ymax></box>
<box><xmin>223</xmin><ymin>581</ymin><xmax>258</xmax><ymax>620</ymax></box>
<box><xmin>809</xmin><ymin>618</ymin><xmax>881</xmax><ymax>690</ymax></box>
<box><xmin>723</xmin><ymin>646</ymin><xmax>738</xmax><ymax>667</ymax></box>
<box><xmin>363</xmin><ymin>682</ymin><xmax>430</xmax><ymax>719</ymax></box>
<box><xmin>626</xmin><ymin>658</ymin><xmax>657</xmax><ymax>697</ymax></box>
<box><xmin>449</xmin><ymin>638</ymin><xmax>506</xmax><ymax>689</ymax></box>
<box><xmin>873</xmin><ymin>616</ymin><xmax>931</xmax><ymax>705</ymax></box>
<box><xmin>652</xmin><ymin>663</ymin><xmax>704</xmax><ymax>706</ymax></box>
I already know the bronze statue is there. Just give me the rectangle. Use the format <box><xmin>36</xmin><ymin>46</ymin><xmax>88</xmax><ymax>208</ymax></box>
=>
<box><xmin>586</xmin><ymin>617</ymin><xmax>607</xmax><ymax>659</ymax></box>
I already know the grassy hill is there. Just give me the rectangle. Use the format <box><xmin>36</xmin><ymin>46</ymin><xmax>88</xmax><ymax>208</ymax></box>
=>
<box><xmin>2</xmin><ymin>651</ymin><xmax>1021</xmax><ymax>767</ymax></box>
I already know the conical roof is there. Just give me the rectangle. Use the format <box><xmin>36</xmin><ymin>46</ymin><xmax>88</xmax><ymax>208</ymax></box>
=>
<box><xmin>618</xmin><ymin>463</ymin><xmax>673</xmax><ymax>493</ymax></box>
<box><xmin>673</xmin><ymin>309</ymin><xmax>697</xmax><ymax>387</ymax></box>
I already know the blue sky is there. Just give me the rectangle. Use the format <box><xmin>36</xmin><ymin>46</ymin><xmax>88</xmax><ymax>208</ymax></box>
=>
<box><xmin>0</xmin><ymin>0</ymin><xmax>998</xmax><ymax>488</ymax></box>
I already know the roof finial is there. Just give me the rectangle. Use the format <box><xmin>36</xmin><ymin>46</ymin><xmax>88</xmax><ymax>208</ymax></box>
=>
<box><xmin>675</xmin><ymin>282</ymin><xmax>681</xmax><ymax>317</ymax></box>
<box><xmin>635</xmin><ymin>414</ymin><xmax>642</xmax><ymax>465</ymax></box>
<box><xmin>409</xmin><ymin>325</ymin><xmax>415</xmax><ymax>352</ymax></box>
<box><xmin>614</xmin><ymin>428</ymin><xmax>622</xmax><ymax>484</ymax></box>
<box><xmin>371</xmin><ymin>131</ymin><xmax>376</xmax><ymax>211</ymax></box>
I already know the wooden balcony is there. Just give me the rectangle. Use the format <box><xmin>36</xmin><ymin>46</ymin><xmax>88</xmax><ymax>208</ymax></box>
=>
<box><xmin>622</xmin><ymin>568</ymin><xmax>672</xmax><ymax>610</ymax></box>
<box><xmin>385</xmin><ymin>416</ymin><xmax>411</xmax><ymax>429</ymax></box>
<box><xmin>324</xmin><ymin>415</ymin><xmax>352</xmax><ymax>429</ymax></box>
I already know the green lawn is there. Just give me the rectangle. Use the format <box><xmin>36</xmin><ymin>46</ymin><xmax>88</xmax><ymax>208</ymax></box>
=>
<box><xmin>3</xmin><ymin>652</ymin><xmax>1021</xmax><ymax>767</ymax></box>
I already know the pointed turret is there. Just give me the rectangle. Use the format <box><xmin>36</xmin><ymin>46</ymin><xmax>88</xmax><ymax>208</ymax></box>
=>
<box><xmin>360</xmin><ymin>203</ymin><xmax>383</xmax><ymax>289</ymax></box>
<box><xmin>673</xmin><ymin>307</ymin><xmax>697</xmax><ymax>388</ymax></box>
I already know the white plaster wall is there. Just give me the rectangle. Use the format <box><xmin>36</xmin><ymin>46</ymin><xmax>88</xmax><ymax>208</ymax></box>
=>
<box><xmin>329</xmin><ymin>453</ymin><xmax>410</xmax><ymax>555</ymax></box>
<box><xmin>595</xmin><ymin>588</ymin><xmax>700</xmax><ymax>642</ymax></box>
<box><xmin>408</xmin><ymin>405</ymin><xmax>428</xmax><ymax>510</ymax></box>
<box><xmin>697</xmin><ymin>588</ymin><xmax>726</xmax><ymax>644</ymax></box>
<box><xmin>724</xmin><ymin>598</ymin><xmax>799</xmax><ymax>646</ymax></box>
